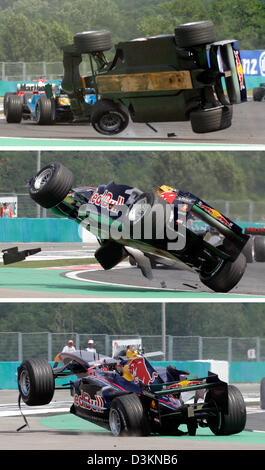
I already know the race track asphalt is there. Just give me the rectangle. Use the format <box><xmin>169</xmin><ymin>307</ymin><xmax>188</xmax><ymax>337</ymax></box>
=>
<box><xmin>0</xmin><ymin>261</ymin><xmax>264</xmax><ymax>299</ymax></box>
<box><xmin>0</xmin><ymin>101</ymin><xmax>264</xmax><ymax>149</ymax></box>
<box><xmin>0</xmin><ymin>386</ymin><xmax>265</xmax><ymax>453</ymax></box>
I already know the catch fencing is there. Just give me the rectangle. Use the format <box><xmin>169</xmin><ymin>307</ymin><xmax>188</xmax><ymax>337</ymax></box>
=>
<box><xmin>1</xmin><ymin>332</ymin><xmax>265</xmax><ymax>363</ymax></box>
<box><xmin>0</xmin><ymin>61</ymin><xmax>91</xmax><ymax>81</ymax></box>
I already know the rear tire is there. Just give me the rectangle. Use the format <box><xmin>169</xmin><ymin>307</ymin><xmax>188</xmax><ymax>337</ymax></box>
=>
<box><xmin>199</xmin><ymin>252</ymin><xmax>246</xmax><ymax>292</ymax></box>
<box><xmin>260</xmin><ymin>377</ymin><xmax>265</xmax><ymax>409</ymax></box>
<box><xmin>254</xmin><ymin>236</ymin><xmax>265</xmax><ymax>262</ymax></box>
<box><xmin>253</xmin><ymin>87</ymin><xmax>265</xmax><ymax>102</ymax></box>
<box><xmin>74</xmin><ymin>30</ymin><xmax>112</xmax><ymax>53</ymax></box>
<box><xmin>17</xmin><ymin>358</ymin><xmax>55</xmax><ymax>406</ymax></box>
<box><xmin>28</xmin><ymin>161</ymin><xmax>74</xmax><ymax>209</ymax></box>
<box><xmin>109</xmin><ymin>394</ymin><xmax>149</xmax><ymax>436</ymax></box>
<box><xmin>126</xmin><ymin>192</ymin><xmax>172</xmax><ymax>239</ymax></box>
<box><xmin>91</xmin><ymin>99</ymin><xmax>129</xmax><ymax>135</ymax></box>
<box><xmin>243</xmin><ymin>237</ymin><xmax>255</xmax><ymax>263</ymax></box>
<box><xmin>175</xmin><ymin>21</ymin><xmax>216</xmax><ymax>48</ymax></box>
<box><xmin>6</xmin><ymin>95</ymin><xmax>23</xmax><ymax>123</ymax></box>
<box><xmin>190</xmin><ymin>106</ymin><xmax>232</xmax><ymax>133</ymax></box>
<box><xmin>207</xmin><ymin>385</ymin><xmax>246</xmax><ymax>435</ymax></box>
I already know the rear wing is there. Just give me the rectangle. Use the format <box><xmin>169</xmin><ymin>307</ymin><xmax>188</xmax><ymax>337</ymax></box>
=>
<box><xmin>210</xmin><ymin>40</ymin><xmax>247</xmax><ymax>104</ymax></box>
<box><xmin>149</xmin><ymin>373</ymin><xmax>226</xmax><ymax>396</ymax></box>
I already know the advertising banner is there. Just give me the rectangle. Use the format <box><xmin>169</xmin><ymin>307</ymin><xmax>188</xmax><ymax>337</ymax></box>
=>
<box><xmin>241</xmin><ymin>50</ymin><xmax>265</xmax><ymax>77</ymax></box>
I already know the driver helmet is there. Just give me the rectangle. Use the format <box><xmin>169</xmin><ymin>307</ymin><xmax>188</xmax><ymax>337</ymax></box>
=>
<box><xmin>156</xmin><ymin>184</ymin><xmax>174</xmax><ymax>194</ymax></box>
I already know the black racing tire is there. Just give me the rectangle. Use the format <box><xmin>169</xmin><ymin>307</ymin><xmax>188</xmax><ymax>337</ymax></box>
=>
<box><xmin>3</xmin><ymin>92</ymin><xmax>16</xmax><ymax>115</ymax></box>
<box><xmin>17</xmin><ymin>358</ymin><xmax>55</xmax><ymax>406</ymax></box>
<box><xmin>125</xmin><ymin>192</ymin><xmax>172</xmax><ymax>239</ymax></box>
<box><xmin>91</xmin><ymin>99</ymin><xmax>129</xmax><ymax>135</ymax></box>
<box><xmin>190</xmin><ymin>105</ymin><xmax>232</xmax><ymax>133</ymax></box>
<box><xmin>243</xmin><ymin>237</ymin><xmax>255</xmax><ymax>263</ymax></box>
<box><xmin>28</xmin><ymin>161</ymin><xmax>74</xmax><ymax>209</ymax></box>
<box><xmin>175</xmin><ymin>21</ymin><xmax>216</xmax><ymax>48</ymax></box>
<box><xmin>199</xmin><ymin>252</ymin><xmax>246</xmax><ymax>292</ymax></box>
<box><xmin>95</xmin><ymin>241</ymin><xmax>126</xmax><ymax>270</ymax></box>
<box><xmin>74</xmin><ymin>30</ymin><xmax>112</xmax><ymax>53</ymax></box>
<box><xmin>254</xmin><ymin>236</ymin><xmax>265</xmax><ymax>262</ymax></box>
<box><xmin>108</xmin><ymin>394</ymin><xmax>149</xmax><ymax>436</ymax></box>
<box><xmin>207</xmin><ymin>385</ymin><xmax>246</xmax><ymax>435</ymax></box>
<box><xmin>5</xmin><ymin>94</ymin><xmax>23</xmax><ymax>123</ymax></box>
<box><xmin>260</xmin><ymin>377</ymin><xmax>265</xmax><ymax>409</ymax></box>
<box><xmin>35</xmin><ymin>96</ymin><xmax>54</xmax><ymax>125</ymax></box>
<box><xmin>253</xmin><ymin>87</ymin><xmax>265</xmax><ymax>102</ymax></box>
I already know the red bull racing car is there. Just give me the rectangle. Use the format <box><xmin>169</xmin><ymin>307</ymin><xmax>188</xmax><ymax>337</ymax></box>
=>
<box><xmin>25</xmin><ymin>161</ymin><xmax>250</xmax><ymax>293</ymax></box>
<box><xmin>17</xmin><ymin>348</ymin><xmax>246</xmax><ymax>437</ymax></box>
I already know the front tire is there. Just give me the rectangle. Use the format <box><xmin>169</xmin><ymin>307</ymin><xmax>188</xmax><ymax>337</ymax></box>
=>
<box><xmin>35</xmin><ymin>96</ymin><xmax>54</xmax><ymax>125</ymax></box>
<box><xmin>199</xmin><ymin>252</ymin><xmax>246</xmax><ymax>292</ymax></box>
<box><xmin>17</xmin><ymin>358</ymin><xmax>55</xmax><ymax>406</ymax></box>
<box><xmin>109</xmin><ymin>394</ymin><xmax>148</xmax><ymax>436</ymax></box>
<box><xmin>74</xmin><ymin>30</ymin><xmax>112</xmax><ymax>53</ymax></box>
<box><xmin>28</xmin><ymin>161</ymin><xmax>74</xmax><ymax>209</ymax></box>
<box><xmin>175</xmin><ymin>21</ymin><xmax>216</xmax><ymax>48</ymax></box>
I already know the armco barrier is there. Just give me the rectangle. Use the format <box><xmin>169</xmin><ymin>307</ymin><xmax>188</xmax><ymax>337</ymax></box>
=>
<box><xmin>1</xmin><ymin>361</ymin><xmax>265</xmax><ymax>390</ymax></box>
<box><xmin>0</xmin><ymin>218</ymin><xmax>82</xmax><ymax>242</ymax></box>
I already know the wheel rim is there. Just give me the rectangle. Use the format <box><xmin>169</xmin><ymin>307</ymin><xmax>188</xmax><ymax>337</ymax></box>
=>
<box><xmin>128</xmin><ymin>198</ymin><xmax>149</xmax><ymax>223</ymax></box>
<box><xmin>34</xmin><ymin>168</ymin><xmax>53</xmax><ymax>190</ymax></box>
<box><xmin>99</xmin><ymin>112</ymin><xmax>123</xmax><ymax>132</ymax></box>
<box><xmin>109</xmin><ymin>408</ymin><xmax>122</xmax><ymax>436</ymax></box>
<box><xmin>19</xmin><ymin>369</ymin><xmax>31</xmax><ymax>397</ymax></box>
<box><xmin>36</xmin><ymin>102</ymin><xmax>41</xmax><ymax>122</ymax></box>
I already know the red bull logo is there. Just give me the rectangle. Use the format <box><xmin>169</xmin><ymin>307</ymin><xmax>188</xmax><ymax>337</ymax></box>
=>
<box><xmin>89</xmin><ymin>190</ymin><xmax>125</xmax><ymax>211</ymax></box>
<box><xmin>128</xmin><ymin>357</ymin><xmax>158</xmax><ymax>385</ymax></box>
<box><xmin>234</xmin><ymin>50</ymin><xmax>245</xmax><ymax>90</ymax></box>
<box><xmin>74</xmin><ymin>390</ymin><xmax>104</xmax><ymax>412</ymax></box>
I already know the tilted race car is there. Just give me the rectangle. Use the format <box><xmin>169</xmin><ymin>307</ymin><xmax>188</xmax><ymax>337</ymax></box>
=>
<box><xmin>5</xmin><ymin>79</ymin><xmax>97</xmax><ymax>125</ymax></box>
<box><xmin>253</xmin><ymin>83</ymin><xmax>265</xmax><ymax>102</ymax></box>
<box><xmin>58</xmin><ymin>20</ymin><xmax>246</xmax><ymax>135</ymax></box>
<box><xmin>27</xmin><ymin>162</ymin><xmax>250</xmax><ymax>293</ymax></box>
<box><xmin>17</xmin><ymin>348</ymin><xmax>246</xmax><ymax>437</ymax></box>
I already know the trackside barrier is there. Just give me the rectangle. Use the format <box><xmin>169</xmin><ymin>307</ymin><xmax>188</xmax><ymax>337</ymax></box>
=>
<box><xmin>0</xmin><ymin>218</ymin><xmax>82</xmax><ymax>243</ymax></box>
<box><xmin>0</xmin><ymin>80</ymin><xmax>60</xmax><ymax>96</ymax></box>
<box><xmin>2</xmin><ymin>361</ymin><xmax>265</xmax><ymax>390</ymax></box>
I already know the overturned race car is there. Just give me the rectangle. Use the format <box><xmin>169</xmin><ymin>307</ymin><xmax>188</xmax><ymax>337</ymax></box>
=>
<box><xmin>17</xmin><ymin>349</ymin><xmax>246</xmax><ymax>437</ymax></box>
<box><xmin>58</xmin><ymin>20</ymin><xmax>247</xmax><ymax>135</ymax></box>
<box><xmin>27</xmin><ymin>161</ymin><xmax>249</xmax><ymax>293</ymax></box>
